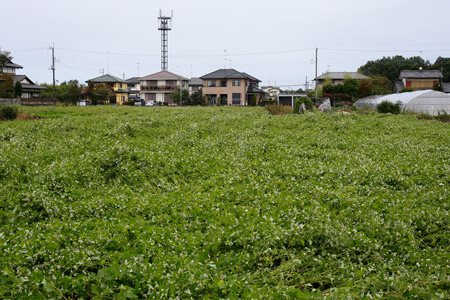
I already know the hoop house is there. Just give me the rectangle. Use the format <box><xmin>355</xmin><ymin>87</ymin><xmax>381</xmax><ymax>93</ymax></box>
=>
<box><xmin>355</xmin><ymin>90</ymin><xmax>450</xmax><ymax>116</ymax></box>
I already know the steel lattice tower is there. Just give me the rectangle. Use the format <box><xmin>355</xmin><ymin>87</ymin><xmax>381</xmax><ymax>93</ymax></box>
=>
<box><xmin>158</xmin><ymin>11</ymin><xmax>172</xmax><ymax>71</ymax></box>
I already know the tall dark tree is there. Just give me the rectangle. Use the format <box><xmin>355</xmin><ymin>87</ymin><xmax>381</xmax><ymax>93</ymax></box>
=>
<box><xmin>358</xmin><ymin>56</ymin><xmax>430</xmax><ymax>86</ymax></box>
<box><xmin>14</xmin><ymin>81</ymin><xmax>22</xmax><ymax>98</ymax></box>
<box><xmin>0</xmin><ymin>48</ymin><xmax>13</xmax><ymax>74</ymax></box>
<box><xmin>0</xmin><ymin>74</ymin><xmax>15</xmax><ymax>98</ymax></box>
<box><xmin>431</xmin><ymin>57</ymin><xmax>450</xmax><ymax>82</ymax></box>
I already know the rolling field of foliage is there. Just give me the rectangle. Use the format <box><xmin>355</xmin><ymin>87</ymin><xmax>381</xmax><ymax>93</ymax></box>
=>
<box><xmin>0</xmin><ymin>106</ymin><xmax>449</xmax><ymax>299</ymax></box>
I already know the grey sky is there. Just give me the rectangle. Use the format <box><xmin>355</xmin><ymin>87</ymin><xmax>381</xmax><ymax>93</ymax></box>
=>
<box><xmin>3</xmin><ymin>0</ymin><xmax>450</xmax><ymax>89</ymax></box>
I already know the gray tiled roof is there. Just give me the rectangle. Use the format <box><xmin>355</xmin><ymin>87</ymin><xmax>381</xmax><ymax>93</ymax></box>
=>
<box><xmin>12</xmin><ymin>75</ymin><xmax>46</xmax><ymax>90</ymax></box>
<box><xmin>126</xmin><ymin>77</ymin><xmax>141</xmax><ymax>84</ymax></box>
<box><xmin>189</xmin><ymin>77</ymin><xmax>203</xmax><ymax>86</ymax></box>
<box><xmin>399</xmin><ymin>70</ymin><xmax>444</xmax><ymax>79</ymax></box>
<box><xmin>315</xmin><ymin>72</ymin><xmax>368</xmax><ymax>81</ymax></box>
<box><xmin>201</xmin><ymin>69</ymin><xmax>260</xmax><ymax>82</ymax></box>
<box><xmin>247</xmin><ymin>85</ymin><xmax>265</xmax><ymax>94</ymax></box>
<box><xmin>3</xmin><ymin>61</ymin><xmax>23</xmax><ymax>69</ymax></box>
<box><xmin>443</xmin><ymin>82</ymin><xmax>450</xmax><ymax>93</ymax></box>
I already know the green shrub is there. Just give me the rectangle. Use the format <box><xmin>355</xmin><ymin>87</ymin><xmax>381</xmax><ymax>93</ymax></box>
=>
<box><xmin>0</xmin><ymin>106</ymin><xmax>18</xmax><ymax>120</ymax></box>
<box><xmin>293</xmin><ymin>97</ymin><xmax>313</xmax><ymax>114</ymax></box>
<box><xmin>377</xmin><ymin>101</ymin><xmax>400</xmax><ymax>114</ymax></box>
<box><xmin>265</xmin><ymin>104</ymin><xmax>292</xmax><ymax>115</ymax></box>
<box><xmin>401</xmin><ymin>88</ymin><xmax>415</xmax><ymax>93</ymax></box>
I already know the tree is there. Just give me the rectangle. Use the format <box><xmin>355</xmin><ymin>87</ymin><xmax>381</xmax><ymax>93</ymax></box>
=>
<box><xmin>95</xmin><ymin>83</ymin><xmax>114</xmax><ymax>104</ymax></box>
<box><xmin>358</xmin><ymin>76</ymin><xmax>391</xmax><ymax>98</ymax></box>
<box><xmin>169</xmin><ymin>88</ymin><xmax>189</xmax><ymax>105</ymax></box>
<box><xmin>432</xmin><ymin>57</ymin><xmax>450</xmax><ymax>82</ymax></box>
<box><xmin>359</xmin><ymin>56</ymin><xmax>430</xmax><ymax>87</ymax></box>
<box><xmin>343</xmin><ymin>77</ymin><xmax>360</xmax><ymax>101</ymax></box>
<box><xmin>0</xmin><ymin>48</ymin><xmax>13</xmax><ymax>74</ymax></box>
<box><xmin>0</xmin><ymin>74</ymin><xmax>15</xmax><ymax>98</ymax></box>
<box><xmin>14</xmin><ymin>81</ymin><xmax>22</xmax><ymax>98</ymax></box>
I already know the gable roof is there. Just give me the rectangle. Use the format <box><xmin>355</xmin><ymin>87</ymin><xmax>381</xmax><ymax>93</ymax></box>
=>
<box><xmin>140</xmin><ymin>70</ymin><xmax>188</xmax><ymax>81</ymax></box>
<box><xmin>189</xmin><ymin>77</ymin><xmax>203</xmax><ymax>86</ymax></box>
<box><xmin>86</xmin><ymin>74</ymin><xmax>127</xmax><ymax>84</ymax></box>
<box><xmin>315</xmin><ymin>72</ymin><xmax>368</xmax><ymax>81</ymax></box>
<box><xmin>126</xmin><ymin>77</ymin><xmax>141</xmax><ymax>84</ymax></box>
<box><xmin>3</xmin><ymin>61</ymin><xmax>23</xmax><ymax>69</ymax></box>
<box><xmin>200</xmin><ymin>69</ymin><xmax>260</xmax><ymax>82</ymax></box>
<box><xmin>12</xmin><ymin>75</ymin><xmax>46</xmax><ymax>90</ymax></box>
<box><xmin>399</xmin><ymin>70</ymin><xmax>444</xmax><ymax>79</ymax></box>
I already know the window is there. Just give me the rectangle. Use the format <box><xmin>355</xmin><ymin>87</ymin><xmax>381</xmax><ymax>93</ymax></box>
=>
<box><xmin>208</xmin><ymin>80</ymin><xmax>216</xmax><ymax>87</ymax></box>
<box><xmin>232</xmin><ymin>80</ymin><xmax>241</xmax><ymax>87</ymax></box>
<box><xmin>220</xmin><ymin>80</ymin><xmax>227</xmax><ymax>87</ymax></box>
<box><xmin>232</xmin><ymin>93</ymin><xmax>241</xmax><ymax>105</ymax></box>
<box><xmin>120</xmin><ymin>83</ymin><xmax>123</xmax><ymax>88</ymax></box>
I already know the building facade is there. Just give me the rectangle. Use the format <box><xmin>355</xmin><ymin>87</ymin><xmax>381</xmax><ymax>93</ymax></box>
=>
<box><xmin>86</xmin><ymin>74</ymin><xmax>129</xmax><ymax>105</ymax></box>
<box><xmin>200</xmin><ymin>69</ymin><xmax>264</xmax><ymax>105</ymax></box>
<box><xmin>139</xmin><ymin>70</ymin><xmax>189</xmax><ymax>104</ymax></box>
<box><xmin>394</xmin><ymin>70</ymin><xmax>444</xmax><ymax>92</ymax></box>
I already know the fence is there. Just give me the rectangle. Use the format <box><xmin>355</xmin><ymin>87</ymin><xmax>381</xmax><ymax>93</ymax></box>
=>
<box><xmin>0</xmin><ymin>98</ymin><xmax>20</xmax><ymax>105</ymax></box>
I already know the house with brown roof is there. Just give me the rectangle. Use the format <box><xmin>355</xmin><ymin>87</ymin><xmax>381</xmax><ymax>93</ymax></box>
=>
<box><xmin>200</xmin><ymin>69</ymin><xmax>264</xmax><ymax>105</ymax></box>
<box><xmin>139</xmin><ymin>70</ymin><xmax>189</xmax><ymax>104</ymax></box>
<box><xmin>394</xmin><ymin>70</ymin><xmax>444</xmax><ymax>93</ymax></box>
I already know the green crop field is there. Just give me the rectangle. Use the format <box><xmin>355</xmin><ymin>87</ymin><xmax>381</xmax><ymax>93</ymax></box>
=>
<box><xmin>0</xmin><ymin>106</ymin><xmax>449</xmax><ymax>299</ymax></box>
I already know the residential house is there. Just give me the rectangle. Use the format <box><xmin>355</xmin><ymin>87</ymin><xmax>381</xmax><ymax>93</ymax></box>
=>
<box><xmin>86</xmin><ymin>74</ymin><xmax>128</xmax><ymax>105</ymax></box>
<box><xmin>262</xmin><ymin>86</ymin><xmax>281</xmax><ymax>99</ymax></box>
<box><xmin>139</xmin><ymin>70</ymin><xmax>189</xmax><ymax>104</ymax></box>
<box><xmin>189</xmin><ymin>78</ymin><xmax>203</xmax><ymax>95</ymax></box>
<box><xmin>126</xmin><ymin>77</ymin><xmax>141</xmax><ymax>100</ymax></box>
<box><xmin>1</xmin><ymin>59</ymin><xmax>45</xmax><ymax>98</ymax></box>
<box><xmin>394</xmin><ymin>70</ymin><xmax>444</xmax><ymax>93</ymax></box>
<box><xmin>1</xmin><ymin>60</ymin><xmax>23</xmax><ymax>75</ymax></box>
<box><xmin>315</xmin><ymin>72</ymin><xmax>368</xmax><ymax>86</ymax></box>
<box><xmin>200</xmin><ymin>69</ymin><xmax>264</xmax><ymax>105</ymax></box>
<box><xmin>12</xmin><ymin>75</ymin><xmax>46</xmax><ymax>98</ymax></box>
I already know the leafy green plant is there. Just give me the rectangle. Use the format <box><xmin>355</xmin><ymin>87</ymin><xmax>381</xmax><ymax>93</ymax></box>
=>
<box><xmin>293</xmin><ymin>97</ymin><xmax>313</xmax><ymax>114</ymax></box>
<box><xmin>0</xmin><ymin>106</ymin><xmax>18</xmax><ymax>120</ymax></box>
<box><xmin>377</xmin><ymin>101</ymin><xmax>400</xmax><ymax>114</ymax></box>
<box><xmin>0</xmin><ymin>106</ymin><xmax>449</xmax><ymax>299</ymax></box>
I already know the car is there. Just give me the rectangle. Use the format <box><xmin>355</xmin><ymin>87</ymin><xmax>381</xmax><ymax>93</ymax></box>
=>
<box><xmin>145</xmin><ymin>100</ymin><xmax>157</xmax><ymax>106</ymax></box>
<box><xmin>134</xmin><ymin>99</ymin><xmax>142</xmax><ymax>106</ymax></box>
<box><xmin>77</xmin><ymin>100</ymin><xmax>91</xmax><ymax>106</ymax></box>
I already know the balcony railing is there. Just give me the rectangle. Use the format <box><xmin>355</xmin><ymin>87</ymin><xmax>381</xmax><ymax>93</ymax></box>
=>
<box><xmin>141</xmin><ymin>85</ymin><xmax>179</xmax><ymax>91</ymax></box>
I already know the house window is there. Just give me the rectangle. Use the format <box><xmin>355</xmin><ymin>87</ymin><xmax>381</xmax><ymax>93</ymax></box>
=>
<box><xmin>120</xmin><ymin>83</ymin><xmax>123</xmax><ymax>88</ymax></box>
<box><xmin>232</xmin><ymin>80</ymin><xmax>241</xmax><ymax>86</ymax></box>
<box><xmin>208</xmin><ymin>80</ymin><xmax>216</xmax><ymax>87</ymax></box>
<box><xmin>232</xmin><ymin>93</ymin><xmax>241</xmax><ymax>105</ymax></box>
<box><xmin>220</xmin><ymin>80</ymin><xmax>227</xmax><ymax>87</ymax></box>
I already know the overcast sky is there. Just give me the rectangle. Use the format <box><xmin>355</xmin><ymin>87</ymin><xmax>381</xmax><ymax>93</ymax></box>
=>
<box><xmin>3</xmin><ymin>0</ymin><xmax>450</xmax><ymax>89</ymax></box>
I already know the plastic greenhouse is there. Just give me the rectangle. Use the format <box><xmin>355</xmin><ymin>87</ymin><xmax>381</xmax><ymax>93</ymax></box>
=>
<box><xmin>355</xmin><ymin>90</ymin><xmax>450</xmax><ymax>116</ymax></box>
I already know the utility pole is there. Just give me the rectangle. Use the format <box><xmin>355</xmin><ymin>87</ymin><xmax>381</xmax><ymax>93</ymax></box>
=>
<box><xmin>99</xmin><ymin>69</ymin><xmax>105</xmax><ymax>75</ymax></box>
<box><xmin>305</xmin><ymin>75</ymin><xmax>308</xmax><ymax>92</ymax></box>
<box><xmin>49</xmin><ymin>44</ymin><xmax>56</xmax><ymax>102</ymax></box>
<box><xmin>315</xmin><ymin>48</ymin><xmax>318</xmax><ymax>100</ymax></box>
